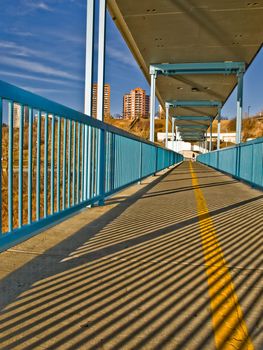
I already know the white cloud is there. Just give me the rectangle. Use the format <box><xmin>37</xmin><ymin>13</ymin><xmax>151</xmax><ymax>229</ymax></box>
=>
<box><xmin>0</xmin><ymin>70</ymin><xmax>82</xmax><ymax>87</ymax></box>
<box><xmin>0</xmin><ymin>40</ymin><xmax>78</xmax><ymax>68</ymax></box>
<box><xmin>106</xmin><ymin>45</ymin><xmax>138</xmax><ymax>69</ymax></box>
<box><xmin>23</xmin><ymin>0</ymin><xmax>53</xmax><ymax>12</ymax></box>
<box><xmin>0</xmin><ymin>56</ymin><xmax>82</xmax><ymax>81</ymax></box>
<box><xmin>18</xmin><ymin>85</ymin><xmax>68</xmax><ymax>94</ymax></box>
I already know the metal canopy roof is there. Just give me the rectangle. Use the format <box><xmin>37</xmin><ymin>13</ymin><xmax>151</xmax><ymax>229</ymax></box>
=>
<box><xmin>108</xmin><ymin>0</ymin><xmax>263</xmax><ymax>141</ymax></box>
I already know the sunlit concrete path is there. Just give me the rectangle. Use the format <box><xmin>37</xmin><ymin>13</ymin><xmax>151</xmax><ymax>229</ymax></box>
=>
<box><xmin>0</xmin><ymin>161</ymin><xmax>262</xmax><ymax>350</ymax></box>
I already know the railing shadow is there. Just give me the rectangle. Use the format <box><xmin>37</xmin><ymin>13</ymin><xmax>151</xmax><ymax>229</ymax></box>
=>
<box><xmin>0</xmin><ymin>162</ymin><xmax>262</xmax><ymax>349</ymax></box>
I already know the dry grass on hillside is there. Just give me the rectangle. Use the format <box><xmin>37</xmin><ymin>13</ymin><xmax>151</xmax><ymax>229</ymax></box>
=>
<box><xmin>107</xmin><ymin>115</ymin><xmax>263</xmax><ymax>143</ymax></box>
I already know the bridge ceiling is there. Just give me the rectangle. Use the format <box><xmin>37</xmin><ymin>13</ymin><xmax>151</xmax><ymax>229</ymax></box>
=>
<box><xmin>108</xmin><ymin>0</ymin><xmax>263</xmax><ymax>117</ymax></box>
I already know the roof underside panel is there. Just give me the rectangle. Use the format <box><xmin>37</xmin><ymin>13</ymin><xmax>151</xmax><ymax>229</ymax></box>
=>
<box><xmin>108</xmin><ymin>0</ymin><xmax>263</xmax><ymax>140</ymax></box>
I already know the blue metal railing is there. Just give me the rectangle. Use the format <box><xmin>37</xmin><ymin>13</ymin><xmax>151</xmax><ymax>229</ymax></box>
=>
<box><xmin>0</xmin><ymin>80</ymin><xmax>183</xmax><ymax>251</ymax></box>
<box><xmin>197</xmin><ymin>138</ymin><xmax>263</xmax><ymax>189</ymax></box>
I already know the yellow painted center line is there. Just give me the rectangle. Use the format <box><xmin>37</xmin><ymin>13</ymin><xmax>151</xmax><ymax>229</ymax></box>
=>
<box><xmin>189</xmin><ymin>162</ymin><xmax>254</xmax><ymax>350</ymax></box>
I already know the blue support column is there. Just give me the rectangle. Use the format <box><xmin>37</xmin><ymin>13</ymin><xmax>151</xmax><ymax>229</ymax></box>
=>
<box><xmin>209</xmin><ymin>117</ymin><xmax>213</xmax><ymax>151</ymax></box>
<box><xmin>150</xmin><ymin>68</ymin><xmax>157</xmax><ymax>142</ymax></box>
<box><xmin>217</xmin><ymin>107</ymin><xmax>221</xmax><ymax>150</ymax></box>
<box><xmin>236</xmin><ymin>71</ymin><xmax>244</xmax><ymax>144</ymax></box>
<box><xmin>172</xmin><ymin>117</ymin><xmax>175</xmax><ymax>151</ymax></box>
<box><xmin>176</xmin><ymin>126</ymin><xmax>179</xmax><ymax>152</ymax></box>
<box><xmin>165</xmin><ymin>103</ymin><xmax>169</xmax><ymax>147</ymax></box>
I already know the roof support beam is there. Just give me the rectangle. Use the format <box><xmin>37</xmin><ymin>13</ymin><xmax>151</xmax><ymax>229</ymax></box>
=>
<box><xmin>168</xmin><ymin>100</ymin><xmax>222</xmax><ymax>108</ymax></box>
<box><xmin>156</xmin><ymin>63</ymin><xmax>246</xmax><ymax>147</ymax></box>
<box><xmin>174</xmin><ymin>116</ymin><xmax>212</xmax><ymax>121</ymax></box>
<box><xmin>150</xmin><ymin>62</ymin><xmax>245</xmax><ymax>76</ymax></box>
<box><xmin>177</xmin><ymin>125</ymin><xmax>208</xmax><ymax>130</ymax></box>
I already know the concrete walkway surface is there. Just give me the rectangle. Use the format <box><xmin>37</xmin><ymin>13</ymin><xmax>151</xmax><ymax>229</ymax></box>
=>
<box><xmin>0</xmin><ymin>161</ymin><xmax>262</xmax><ymax>350</ymax></box>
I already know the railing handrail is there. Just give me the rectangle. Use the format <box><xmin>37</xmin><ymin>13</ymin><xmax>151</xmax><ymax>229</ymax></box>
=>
<box><xmin>200</xmin><ymin>136</ymin><xmax>263</xmax><ymax>155</ymax></box>
<box><xmin>0</xmin><ymin>79</ymin><xmax>170</xmax><ymax>151</ymax></box>
<box><xmin>0</xmin><ymin>79</ymin><xmax>183</xmax><ymax>252</ymax></box>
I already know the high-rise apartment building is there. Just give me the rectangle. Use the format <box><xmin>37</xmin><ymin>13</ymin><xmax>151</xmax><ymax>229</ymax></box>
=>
<box><xmin>13</xmin><ymin>103</ymin><xmax>29</xmax><ymax>128</ymax></box>
<box><xmin>123</xmin><ymin>88</ymin><xmax>149</xmax><ymax>119</ymax></box>
<box><xmin>123</xmin><ymin>93</ymin><xmax>131</xmax><ymax>119</ymax></box>
<box><xmin>92</xmin><ymin>83</ymin><xmax>111</xmax><ymax>118</ymax></box>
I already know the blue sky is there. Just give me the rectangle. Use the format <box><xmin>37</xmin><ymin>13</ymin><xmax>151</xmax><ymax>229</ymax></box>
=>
<box><xmin>0</xmin><ymin>0</ymin><xmax>262</xmax><ymax>118</ymax></box>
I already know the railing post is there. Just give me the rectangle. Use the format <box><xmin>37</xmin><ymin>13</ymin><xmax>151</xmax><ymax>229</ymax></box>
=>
<box><xmin>155</xmin><ymin>146</ymin><xmax>158</xmax><ymax>174</ymax></box>
<box><xmin>98</xmin><ymin>128</ymin><xmax>106</xmax><ymax>205</ymax></box>
<box><xmin>18</xmin><ymin>105</ymin><xmax>24</xmax><ymax>227</ymax></box>
<box><xmin>138</xmin><ymin>142</ymin><xmax>142</xmax><ymax>184</ymax></box>
<box><xmin>44</xmin><ymin>112</ymin><xmax>48</xmax><ymax>218</ymax></box>
<box><xmin>235</xmin><ymin>144</ymin><xmax>241</xmax><ymax>178</ymax></box>
<box><xmin>8</xmin><ymin>102</ymin><xmax>14</xmax><ymax>232</ymax></box>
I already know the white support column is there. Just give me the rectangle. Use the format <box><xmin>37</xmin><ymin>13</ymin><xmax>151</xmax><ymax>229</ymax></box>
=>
<box><xmin>84</xmin><ymin>0</ymin><xmax>94</xmax><ymax>116</ymax></box>
<box><xmin>84</xmin><ymin>0</ymin><xmax>95</xmax><ymax>201</ymax></box>
<box><xmin>176</xmin><ymin>126</ymin><xmax>179</xmax><ymax>152</ymax></box>
<box><xmin>165</xmin><ymin>103</ymin><xmax>169</xmax><ymax>147</ymax></box>
<box><xmin>209</xmin><ymin>117</ymin><xmax>213</xmax><ymax>151</ymax></box>
<box><xmin>149</xmin><ymin>68</ymin><xmax>157</xmax><ymax>142</ymax></box>
<box><xmin>172</xmin><ymin>117</ymin><xmax>175</xmax><ymax>151</ymax></box>
<box><xmin>217</xmin><ymin>107</ymin><xmax>221</xmax><ymax>150</ymax></box>
<box><xmin>97</xmin><ymin>0</ymin><xmax>106</xmax><ymax>121</ymax></box>
<box><xmin>236</xmin><ymin>72</ymin><xmax>244</xmax><ymax>144</ymax></box>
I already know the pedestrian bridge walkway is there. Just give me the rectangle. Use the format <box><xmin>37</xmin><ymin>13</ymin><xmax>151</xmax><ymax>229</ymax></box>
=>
<box><xmin>0</xmin><ymin>161</ymin><xmax>262</xmax><ymax>350</ymax></box>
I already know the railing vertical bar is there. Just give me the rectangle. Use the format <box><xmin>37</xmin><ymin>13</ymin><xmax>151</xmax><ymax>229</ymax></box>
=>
<box><xmin>36</xmin><ymin>111</ymin><xmax>41</xmax><ymax>221</ymax></box>
<box><xmin>62</xmin><ymin>119</ymin><xmax>67</xmax><ymax>210</ymax></box>
<box><xmin>76</xmin><ymin>122</ymin><xmax>81</xmax><ymax>204</ymax></box>
<box><xmin>44</xmin><ymin>113</ymin><xmax>48</xmax><ymax>217</ymax></box>
<box><xmin>0</xmin><ymin>98</ymin><xmax>2</xmax><ymax>234</ymax></box>
<box><xmin>50</xmin><ymin>114</ymin><xmax>55</xmax><ymax>215</ymax></box>
<box><xmin>96</xmin><ymin>129</ymin><xmax>100</xmax><ymax>196</ymax></box>
<box><xmin>67</xmin><ymin>120</ymin><xmax>72</xmax><ymax>208</ymax></box>
<box><xmin>8</xmin><ymin>102</ymin><xmax>14</xmax><ymax>232</ymax></box>
<box><xmin>57</xmin><ymin>117</ymin><xmax>61</xmax><ymax>212</ymax></box>
<box><xmin>27</xmin><ymin>108</ymin><xmax>33</xmax><ymax>224</ymax></box>
<box><xmin>81</xmin><ymin>124</ymin><xmax>85</xmax><ymax>201</ymax></box>
<box><xmin>98</xmin><ymin>128</ymin><xmax>105</xmax><ymax>205</ymax></box>
<box><xmin>90</xmin><ymin>128</ymin><xmax>96</xmax><ymax>198</ymax></box>
<box><xmin>72</xmin><ymin>121</ymin><xmax>76</xmax><ymax>205</ymax></box>
<box><xmin>87</xmin><ymin>126</ymin><xmax>92</xmax><ymax>199</ymax></box>
<box><xmin>111</xmin><ymin>133</ymin><xmax>115</xmax><ymax>192</ymax></box>
<box><xmin>18</xmin><ymin>105</ymin><xmax>24</xmax><ymax>228</ymax></box>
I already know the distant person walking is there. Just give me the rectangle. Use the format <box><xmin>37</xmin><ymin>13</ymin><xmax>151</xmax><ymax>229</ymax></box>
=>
<box><xmin>192</xmin><ymin>153</ymin><xmax>195</xmax><ymax>161</ymax></box>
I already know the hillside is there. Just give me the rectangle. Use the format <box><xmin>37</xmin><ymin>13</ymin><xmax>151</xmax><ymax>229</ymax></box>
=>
<box><xmin>105</xmin><ymin>115</ymin><xmax>263</xmax><ymax>144</ymax></box>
